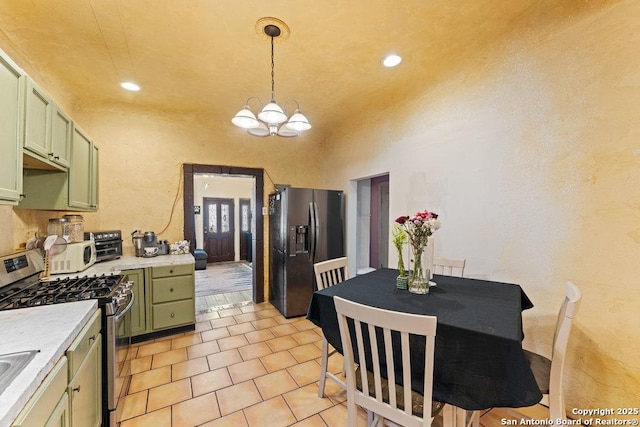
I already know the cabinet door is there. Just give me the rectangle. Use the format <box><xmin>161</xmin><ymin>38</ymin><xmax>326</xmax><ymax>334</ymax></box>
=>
<box><xmin>69</xmin><ymin>334</ymin><xmax>102</xmax><ymax>427</ymax></box>
<box><xmin>68</xmin><ymin>125</ymin><xmax>92</xmax><ymax>209</ymax></box>
<box><xmin>90</xmin><ymin>142</ymin><xmax>99</xmax><ymax>209</ymax></box>
<box><xmin>24</xmin><ymin>77</ymin><xmax>52</xmax><ymax>159</ymax></box>
<box><xmin>12</xmin><ymin>357</ymin><xmax>68</xmax><ymax>427</ymax></box>
<box><xmin>0</xmin><ymin>51</ymin><xmax>24</xmax><ymax>204</ymax></box>
<box><xmin>45</xmin><ymin>392</ymin><xmax>70</xmax><ymax>427</ymax></box>
<box><xmin>125</xmin><ymin>269</ymin><xmax>147</xmax><ymax>336</ymax></box>
<box><xmin>50</xmin><ymin>105</ymin><xmax>72</xmax><ymax>168</ymax></box>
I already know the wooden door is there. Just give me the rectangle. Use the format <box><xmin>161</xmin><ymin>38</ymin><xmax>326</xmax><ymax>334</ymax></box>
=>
<box><xmin>239</xmin><ymin>198</ymin><xmax>252</xmax><ymax>262</ymax></box>
<box><xmin>203</xmin><ymin>197</ymin><xmax>235</xmax><ymax>263</ymax></box>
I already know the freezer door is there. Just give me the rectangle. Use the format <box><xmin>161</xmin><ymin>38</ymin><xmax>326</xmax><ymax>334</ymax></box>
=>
<box><xmin>282</xmin><ymin>188</ymin><xmax>315</xmax><ymax>317</ymax></box>
<box><xmin>312</xmin><ymin>190</ymin><xmax>344</xmax><ymax>264</ymax></box>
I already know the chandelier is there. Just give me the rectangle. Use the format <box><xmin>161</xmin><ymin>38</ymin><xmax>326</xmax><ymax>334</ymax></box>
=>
<box><xmin>232</xmin><ymin>18</ymin><xmax>311</xmax><ymax>137</ymax></box>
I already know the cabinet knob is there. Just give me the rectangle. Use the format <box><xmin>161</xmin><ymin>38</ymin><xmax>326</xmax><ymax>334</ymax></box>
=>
<box><xmin>89</xmin><ymin>335</ymin><xmax>96</xmax><ymax>343</ymax></box>
<box><xmin>169</xmin><ymin>269</ymin><xmax>174</xmax><ymax>274</ymax></box>
<box><xmin>170</xmin><ymin>288</ymin><xmax>174</xmax><ymax>292</ymax></box>
<box><xmin>170</xmin><ymin>313</ymin><xmax>175</xmax><ymax>318</ymax></box>
<box><xmin>73</xmin><ymin>385</ymin><xmax>81</xmax><ymax>393</ymax></box>
<box><xmin>48</xmin><ymin>152</ymin><xmax>54</xmax><ymax>156</ymax></box>
<box><xmin>19</xmin><ymin>194</ymin><xmax>26</xmax><ymax>200</ymax></box>
<box><xmin>54</xmin><ymin>155</ymin><xmax>60</xmax><ymax>160</ymax></box>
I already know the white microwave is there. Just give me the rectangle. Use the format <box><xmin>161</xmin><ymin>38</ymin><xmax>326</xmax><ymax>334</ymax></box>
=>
<box><xmin>49</xmin><ymin>241</ymin><xmax>97</xmax><ymax>274</ymax></box>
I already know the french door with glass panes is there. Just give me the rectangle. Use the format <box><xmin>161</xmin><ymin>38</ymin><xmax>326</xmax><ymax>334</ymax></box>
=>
<box><xmin>203</xmin><ymin>197</ymin><xmax>234</xmax><ymax>263</ymax></box>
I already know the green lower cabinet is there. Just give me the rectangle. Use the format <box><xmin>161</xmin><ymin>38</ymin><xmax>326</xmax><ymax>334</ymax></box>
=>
<box><xmin>46</xmin><ymin>392</ymin><xmax>70</xmax><ymax>427</ymax></box>
<box><xmin>125</xmin><ymin>264</ymin><xmax>195</xmax><ymax>339</ymax></box>
<box><xmin>68</xmin><ymin>334</ymin><xmax>101</xmax><ymax>427</ymax></box>
<box><xmin>124</xmin><ymin>269</ymin><xmax>147</xmax><ymax>336</ymax></box>
<box><xmin>152</xmin><ymin>300</ymin><xmax>196</xmax><ymax>329</ymax></box>
<box><xmin>12</xmin><ymin>357</ymin><xmax>68</xmax><ymax>427</ymax></box>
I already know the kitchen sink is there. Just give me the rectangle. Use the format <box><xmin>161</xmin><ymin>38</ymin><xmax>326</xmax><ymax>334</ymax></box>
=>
<box><xmin>0</xmin><ymin>350</ymin><xmax>39</xmax><ymax>394</ymax></box>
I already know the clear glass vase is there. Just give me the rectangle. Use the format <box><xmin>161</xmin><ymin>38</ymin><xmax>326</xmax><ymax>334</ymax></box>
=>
<box><xmin>409</xmin><ymin>242</ymin><xmax>430</xmax><ymax>294</ymax></box>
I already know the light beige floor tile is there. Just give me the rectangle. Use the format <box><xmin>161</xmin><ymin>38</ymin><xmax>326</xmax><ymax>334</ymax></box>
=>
<box><xmin>136</xmin><ymin>340</ymin><xmax>172</xmax><ymax>358</ymax></box>
<box><xmin>218</xmin><ymin>307</ymin><xmax>243</xmax><ymax>317</ymax></box>
<box><xmin>265</xmin><ymin>335</ymin><xmax>299</xmax><ymax>352</ymax></box>
<box><xmin>228</xmin><ymin>321</ymin><xmax>256</xmax><ymax>336</ymax></box>
<box><xmin>323</xmin><ymin>379</ymin><xmax>347</xmax><ymax>404</ymax></box>
<box><xmin>243</xmin><ymin>395</ymin><xmax>297</xmax><ymax>427</ymax></box>
<box><xmin>238</xmin><ymin>342</ymin><xmax>272</xmax><ymax>361</ymax></box>
<box><xmin>218</xmin><ymin>334</ymin><xmax>249</xmax><ymax>351</ymax></box>
<box><xmin>191</xmin><ymin>367</ymin><xmax>233</xmax><ymax>396</ymax></box>
<box><xmin>293</xmin><ymin>319</ymin><xmax>318</xmax><ymax>332</ymax></box>
<box><xmin>289</xmin><ymin>343</ymin><xmax>323</xmax><ymax>363</ymax></box>
<box><xmin>207</xmin><ymin>348</ymin><xmax>243</xmax><ymax>370</ymax></box>
<box><xmin>197</xmin><ymin>311</ymin><xmax>222</xmax><ymax>322</ymax></box>
<box><xmin>195</xmin><ymin>320</ymin><xmax>213</xmax><ymax>332</ymax></box>
<box><xmin>146</xmin><ymin>378</ymin><xmax>192</xmax><ymax>412</ymax></box>
<box><xmin>210</xmin><ymin>316</ymin><xmax>237</xmax><ymax>328</ymax></box>
<box><xmin>274</xmin><ymin>315</ymin><xmax>304</xmax><ymax>325</ymax></box>
<box><xmin>291</xmin><ymin>414</ymin><xmax>329</xmax><ymax>427</ymax></box>
<box><xmin>171</xmin><ymin>333</ymin><xmax>202</xmax><ymax>349</ymax></box>
<box><xmin>201</xmin><ymin>327</ymin><xmax>231</xmax><ymax>342</ymax></box>
<box><xmin>251</xmin><ymin>317</ymin><xmax>278</xmax><ymax>330</ymax></box>
<box><xmin>255</xmin><ymin>308</ymin><xmax>281</xmax><ymax>319</ymax></box>
<box><xmin>291</xmin><ymin>329</ymin><xmax>323</xmax><ymax>345</ymax></box>
<box><xmin>130</xmin><ymin>355</ymin><xmax>152</xmax><ymax>375</ymax></box>
<box><xmin>118</xmin><ymin>390</ymin><xmax>148</xmax><ymax>421</ymax></box>
<box><xmin>216</xmin><ymin>381</ymin><xmax>263</xmax><ymax>416</ymax></box>
<box><xmin>151</xmin><ymin>348</ymin><xmax>187</xmax><ymax>369</ymax></box>
<box><xmin>269</xmin><ymin>323</ymin><xmax>299</xmax><ymax>337</ymax></box>
<box><xmin>187</xmin><ymin>339</ymin><xmax>221</xmax><ymax>359</ymax></box>
<box><xmin>200</xmin><ymin>410</ymin><xmax>248</xmax><ymax>427</ymax></box>
<box><xmin>172</xmin><ymin>356</ymin><xmax>210</xmax><ymax>381</ymax></box>
<box><xmin>260</xmin><ymin>350</ymin><xmax>298</xmax><ymax>373</ymax></box>
<box><xmin>319</xmin><ymin>402</ymin><xmax>369</xmax><ymax>427</ymax></box>
<box><xmin>129</xmin><ymin>366</ymin><xmax>171</xmax><ymax>393</ymax></box>
<box><xmin>228</xmin><ymin>358</ymin><xmax>267</xmax><ymax>383</ymax></box>
<box><xmin>244</xmin><ymin>328</ymin><xmax>276</xmax><ymax>344</ymax></box>
<box><xmin>233</xmin><ymin>312</ymin><xmax>260</xmax><ymax>323</ymax></box>
<box><xmin>171</xmin><ymin>391</ymin><xmax>220</xmax><ymax>426</ymax></box>
<box><xmin>254</xmin><ymin>369</ymin><xmax>299</xmax><ymax>400</ymax></box>
<box><xmin>120</xmin><ymin>407</ymin><xmax>171</xmax><ymax>427</ymax></box>
<box><xmin>287</xmin><ymin>360</ymin><xmax>321</xmax><ymax>387</ymax></box>
<box><xmin>283</xmin><ymin>383</ymin><xmax>335</xmax><ymax>421</ymax></box>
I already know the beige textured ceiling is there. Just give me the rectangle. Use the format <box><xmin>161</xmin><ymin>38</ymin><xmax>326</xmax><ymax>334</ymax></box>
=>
<box><xmin>0</xmin><ymin>1</ymin><xmax>608</xmax><ymax>139</ymax></box>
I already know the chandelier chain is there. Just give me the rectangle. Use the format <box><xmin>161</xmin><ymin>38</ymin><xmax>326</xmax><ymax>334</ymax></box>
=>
<box><xmin>270</xmin><ymin>36</ymin><xmax>275</xmax><ymax>101</ymax></box>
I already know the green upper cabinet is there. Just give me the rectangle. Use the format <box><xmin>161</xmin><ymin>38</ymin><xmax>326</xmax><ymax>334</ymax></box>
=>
<box><xmin>50</xmin><ymin>105</ymin><xmax>72</xmax><ymax>168</ymax></box>
<box><xmin>69</xmin><ymin>125</ymin><xmax>99</xmax><ymax>210</ymax></box>
<box><xmin>0</xmin><ymin>50</ymin><xmax>25</xmax><ymax>205</ymax></box>
<box><xmin>23</xmin><ymin>78</ymin><xmax>70</xmax><ymax>170</ymax></box>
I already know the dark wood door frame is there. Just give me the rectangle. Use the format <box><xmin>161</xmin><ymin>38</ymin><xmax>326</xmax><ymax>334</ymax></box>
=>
<box><xmin>183</xmin><ymin>164</ymin><xmax>264</xmax><ymax>303</ymax></box>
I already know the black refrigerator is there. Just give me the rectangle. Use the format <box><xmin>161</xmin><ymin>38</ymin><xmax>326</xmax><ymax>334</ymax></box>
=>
<box><xmin>269</xmin><ymin>187</ymin><xmax>344</xmax><ymax>318</ymax></box>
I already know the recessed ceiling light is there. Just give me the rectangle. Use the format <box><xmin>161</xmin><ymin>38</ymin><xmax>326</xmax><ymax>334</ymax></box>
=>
<box><xmin>120</xmin><ymin>82</ymin><xmax>140</xmax><ymax>91</ymax></box>
<box><xmin>382</xmin><ymin>54</ymin><xmax>402</xmax><ymax>68</ymax></box>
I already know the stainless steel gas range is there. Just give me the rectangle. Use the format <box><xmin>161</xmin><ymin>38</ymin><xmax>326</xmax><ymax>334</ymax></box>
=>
<box><xmin>0</xmin><ymin>249</ymin><xmax>134</xmax><ymax>427</ymax></box>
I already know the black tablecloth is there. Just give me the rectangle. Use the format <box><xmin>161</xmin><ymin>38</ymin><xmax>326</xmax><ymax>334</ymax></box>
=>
<box><xmin>306</xmin><ymin>268</ymin><xmax>543</xmax><ymax>410</ymax></box>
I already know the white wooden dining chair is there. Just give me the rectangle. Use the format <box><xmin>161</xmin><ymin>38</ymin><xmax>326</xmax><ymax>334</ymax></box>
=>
<box><xmin>492</xmin><ymin>282</ymin><xmax>582</xmax><ymax>422</ymax></box>
<box><xmin>313</xmin><ymin>257</ymin><xmax>348</xmax><ymax>397</ymax></box>
<box><xmin>432</xmin><ymin>257</ymin><xmax>465</xmax><ymax>277</ymax></box>
<box><xmin>334</xmin><ymin>296</ymin><xmax>443</xmax><ymax>427</ymax></box>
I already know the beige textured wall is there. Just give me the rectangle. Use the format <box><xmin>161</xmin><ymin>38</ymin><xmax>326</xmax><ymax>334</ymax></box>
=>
<box><xmin>323</xmin><ymin>1</ymin><xmax>639</xmax><ymax>411</ymax></box>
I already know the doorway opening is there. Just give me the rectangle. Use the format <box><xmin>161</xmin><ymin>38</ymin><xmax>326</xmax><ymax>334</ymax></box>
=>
<box><xmin>354</xmin><ymin>173</ymin><xmax>390</xmax><ymax>274</ymax></box>
<box><xmin>183</xmin><ymin>165</ymin><xmax>264</xmax><ymax>307</ymax></box>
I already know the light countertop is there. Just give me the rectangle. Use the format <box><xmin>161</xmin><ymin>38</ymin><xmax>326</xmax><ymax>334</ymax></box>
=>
<box><xmin>0</xmin><ymin>300</ymin><xmax>98</xmax><ymax>427</ymax></box>
<box><xmin>44</xmin><ymin>253</ymin><xmax>195</xmax><ymax>280</ymax></box>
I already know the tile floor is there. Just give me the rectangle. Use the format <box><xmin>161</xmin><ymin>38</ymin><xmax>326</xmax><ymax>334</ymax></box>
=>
<box><xmin>119</xmin><ymin>299</ymin><xmax>549</xmax><ymax>427</ymax></box>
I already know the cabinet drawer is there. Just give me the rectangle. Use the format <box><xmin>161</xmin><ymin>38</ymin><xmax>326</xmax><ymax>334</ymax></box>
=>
<box><xmin>12</xmin><ymin>356</ymin><xmax>68</xmax><ymax>427</ymax></box>
<box><xmin>151</xmin><ymin>263</ymin><xmax>193</xmax><ymax>279</ymax></box>
<box><xmin>152</xmin><ymin>276</ymin><xmax>194</xmax><ymax>303</ymax></box>
<box><xmin>67</xmin><ymin>309</ymin><xmax>101</xmax><ymax>378</ymax></box>
<box><xmin>152</xmin><ymin>300</ymin><xmax>195</xmax><ymax>330</ymax></box>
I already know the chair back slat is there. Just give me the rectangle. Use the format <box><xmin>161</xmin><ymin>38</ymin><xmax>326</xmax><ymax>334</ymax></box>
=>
<box><xmin>314</xmin><ymin>257</ymin><xmax>348</xmax><ymax>290</ymax></box>
<box><xmin>432</xmin><ymin>257</ymin><xmax>465</xmax><ymax>277</ymax></box>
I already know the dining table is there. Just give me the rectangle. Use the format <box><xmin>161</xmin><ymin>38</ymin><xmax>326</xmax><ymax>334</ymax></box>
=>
<box><xmin>306</xmin><ymin>268</ymin><xmax>542</xmax><ymax>424</ymax></box>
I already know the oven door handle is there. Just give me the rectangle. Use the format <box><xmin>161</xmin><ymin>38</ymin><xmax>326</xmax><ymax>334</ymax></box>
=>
<box><xmin>114</xmin><ymin>292</ymin><xmax>135</xmax><ymax>321</ymax></box>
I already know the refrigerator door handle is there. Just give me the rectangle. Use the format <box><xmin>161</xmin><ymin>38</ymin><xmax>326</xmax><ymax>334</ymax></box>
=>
<box><xmin>309</xmin><ymin>202</ymin><xmax>317</xmax><ymax>263</ymax></box>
